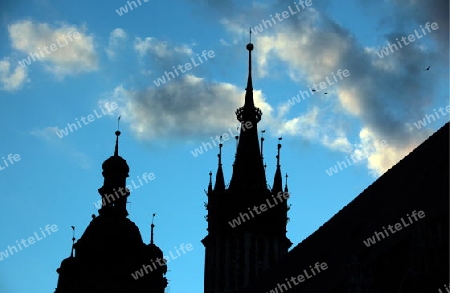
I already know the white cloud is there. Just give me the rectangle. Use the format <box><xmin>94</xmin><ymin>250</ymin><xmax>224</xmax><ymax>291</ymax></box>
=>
<box><xmin>106</xmin><ymin>28</ymin><xmax>127</xmax><ymax>58</ymax></box>
<box><xmin>321</xmin><ymin>135</ymin><xmax>352</xmax><ymax>153</ymax></box>
<box><xmin>0</xmin><ymin>57</ymin><xmax>29</xmax><ymax>91</ymax></box>
<box><xmin>8</xmin><ymin>20</ymin><xmax>98</xmax><ymax>78</ymax></box>
<box><xmin>134</xmin><ymin>37</ymin><xmax>172</xmax><ymax>58</ymax></box>
<box><xmin>219</xmin><ymin>39</ymin><xmax>230</xmax><ymax>46</ymax></box>
<box><xmin>31</xmin><ymin>126</ymin><xmax>92</xmax><ymax>169</ymax></box>
<box><xmin>274</xmin><ymin>107</ymin><xmax>320</xmax><ymax>138</ymax></box>
<box><xmin>30</xmin><ymin>126</ymin><xmax>62</xmax><ymax>141</ymax></box>
<box><xmin>350</xmin><ymin>127</ymin><xmax>430</xmax><ymax>176</ymax></box>
<box><xmin>134</xmin><ymin>37</ymin><xmax>195</xmax><ymax>61</ymax></box>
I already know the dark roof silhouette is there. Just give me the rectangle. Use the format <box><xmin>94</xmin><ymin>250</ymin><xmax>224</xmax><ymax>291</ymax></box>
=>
<box><xmin>240</xmin><ymin>122</ymin><xmax>449</xmax><ymax>293</ymax></box>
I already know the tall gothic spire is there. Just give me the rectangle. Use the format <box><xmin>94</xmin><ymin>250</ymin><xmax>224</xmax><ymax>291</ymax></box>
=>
<box><xmin>202</xmin><ymin>33</ymin><xmax>292</xmax><ymax>293</ymax></box>
<box><xmin>229</xmin><ymin>32</ymin><xmax>267</xmax><ymax>190</ymax></box>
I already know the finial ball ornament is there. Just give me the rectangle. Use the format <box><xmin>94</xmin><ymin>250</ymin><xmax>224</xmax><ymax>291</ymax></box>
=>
<box><xmin>246</xmin><ymin>43</ymin><xmax>254</xmax><ymax>51</ymax></box>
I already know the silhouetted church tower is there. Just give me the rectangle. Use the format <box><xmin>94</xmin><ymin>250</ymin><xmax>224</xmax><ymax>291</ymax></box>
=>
<box><xmin>202</xmin><ymin>38</ymin><xmax>292</xmax><ymax>293</ymax></box>
<box><xmin>54</xmin><ymin>129</ymin><xmax>168</xmax><ymax>293</ymax></box>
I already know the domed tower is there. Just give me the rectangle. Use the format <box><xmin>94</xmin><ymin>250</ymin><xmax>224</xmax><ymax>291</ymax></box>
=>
<box><xmin>97</xmin><ymin>130</ymin><xmax>131</xmax><ymax>217</ymax></box>
<box><xmin>54</xmin><ymin>127</ymin><xmax>168</xmax><ymax>293</ymax></box>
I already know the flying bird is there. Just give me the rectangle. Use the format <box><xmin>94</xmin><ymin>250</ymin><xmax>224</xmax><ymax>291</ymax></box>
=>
<box><xmin>423</xmin><ymin>66</ymin><xmax>430</xmax><ymax>70</ymax></box>
<box><xmin>324</xmin><ymin>92</ymin><xmax>328</xmax><ymax>94</ymax></box>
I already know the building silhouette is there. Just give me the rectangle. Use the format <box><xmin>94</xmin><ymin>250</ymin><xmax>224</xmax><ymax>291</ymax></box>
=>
<box><xmin>54</xmin><ymin>130</ymin><xmax>168</xmax><ymax>293</ymax></box>
<box><xmin>237</xmin><ymin>122</ymin><xmax>449</xmax><ymax>292</ymax></box>
<box><xmin>202</xmin><ymin>40</ymin><xmax>292</xmax><ymax>293</ymax></box>
<box><xmin>203</xmin><ymin>41</ymin><xmax>448</xmax><ymax>293</ymax></box>
<box><xmin>52</xmin><ymin>39</ymin><xmax>449</xmax><ymax>293</ymax></box>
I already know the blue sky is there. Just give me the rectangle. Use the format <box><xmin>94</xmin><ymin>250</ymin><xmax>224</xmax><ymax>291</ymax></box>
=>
<box><xmin>0</xmin><ymin>0</ymin><xmax>448</xmax><ymax>292</ymax></box>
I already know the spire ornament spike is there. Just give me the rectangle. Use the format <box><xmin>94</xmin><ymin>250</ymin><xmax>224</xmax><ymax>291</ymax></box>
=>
<box><xmin>71</xmin><ymin>226</ymin><xmax>76</xmax><ymax>257</ymax></box>
<box><xmin>261</xmin><ymin>130</ymin><xmax>266</xmax><ymax>158</ymax></box>
<box><xmin>245</xmin><ymin>32</ymin><xmax>254</xmax><ymax>92</ymax></box>
<box><xmin>218</xmin><ymin>136</ymin><xmax>223</xmax><ymax>166</ymax></box>
<box><xmin>150</xmin><ymin>213</ymin><xmax>156</xmax><ymax>244</ymax></box>
<box><xmin>277</xmin><ymin>137</ymin><xmax>282</xmax><ymax>167</ymax></box>
<box><xmin>236</xmin><ymin>35</ymin><xmax>261</xmax><ymax>122</ymax></box>
<box><xmin>114</xmin><ymin>116</ymin><xmax>121</xmax><ymax>157</ymax></box>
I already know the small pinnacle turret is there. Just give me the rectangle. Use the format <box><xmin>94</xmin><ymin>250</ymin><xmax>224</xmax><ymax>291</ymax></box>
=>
<box><xmin>284</xmin><ymin>173</ymin><xmax>289</xmax><ymax>193</ymax></box>
<box><xmin>207</xmin><ymin>171</ymin><xmax>213</xmax><ymax>194</ymax></box>
<box><xmin>272</xmin><ymin>137</ymin><xmax>283</xmax><ymax>193</ymax></box>
<box><xmin>214</xmin><ymin>138</ymin><xmax>225</xmax><ymax>191</ymax></box>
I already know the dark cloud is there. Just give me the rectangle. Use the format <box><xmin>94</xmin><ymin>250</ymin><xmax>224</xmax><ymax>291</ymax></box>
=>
<box><xmin>109</xmin><ymin>75</ymin><xmax>272</xmax><ymax>142</ymax></box>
